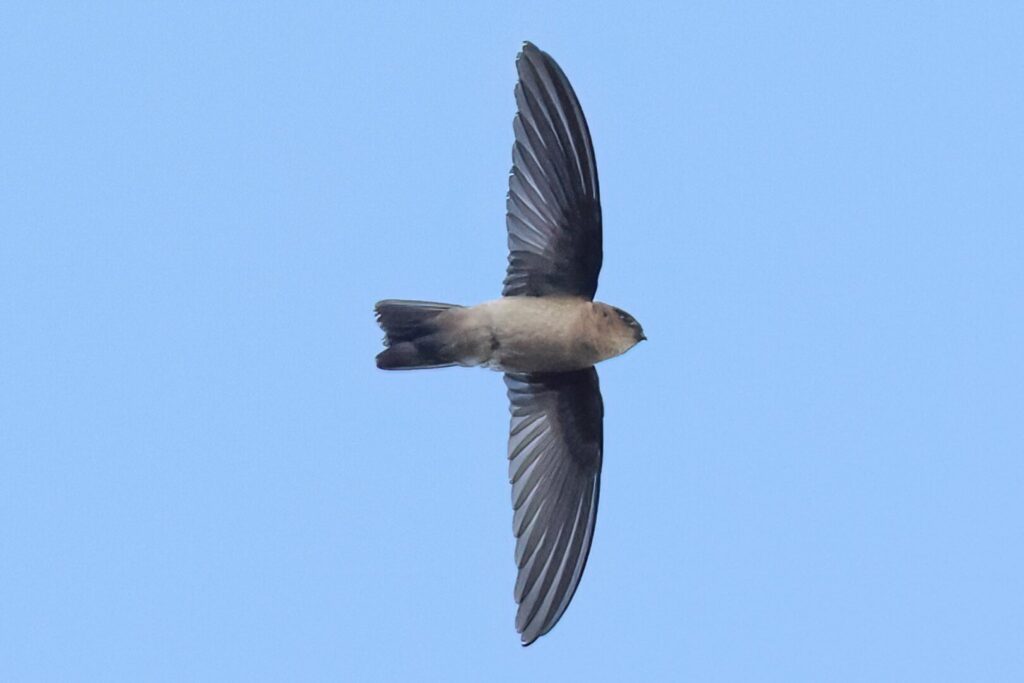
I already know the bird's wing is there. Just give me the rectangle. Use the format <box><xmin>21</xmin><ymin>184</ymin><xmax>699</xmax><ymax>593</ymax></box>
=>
<box><xmin>504</xmin><ymin>367</ymin><xmax>603</xmax><ymax>645</ymax></box>
<box><xmin>503</xmin><ymin>42</ymin><xmax>602</xmax><ymax>300</ymax></box>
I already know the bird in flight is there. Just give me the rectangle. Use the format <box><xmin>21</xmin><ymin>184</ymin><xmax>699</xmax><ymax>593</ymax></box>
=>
<box><xmin>375</xmin><ymin>41</ymin><xmax>645</xmax><ymax>645</ymax></box>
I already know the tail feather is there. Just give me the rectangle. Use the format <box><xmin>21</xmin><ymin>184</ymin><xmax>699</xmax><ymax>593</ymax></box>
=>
<box><xmin>374</xmin><ymin>300</ymin><xmax>463</xmax><ymax>370</ymax></box>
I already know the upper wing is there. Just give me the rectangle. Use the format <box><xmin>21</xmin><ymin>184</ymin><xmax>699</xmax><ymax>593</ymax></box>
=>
<box><xmin>503</xmin><ymin>42</ymin><xmax>603</xmax><ymax>300</ymax></box>
<box><xmin>504</xmin><ymin>368</ymin><xmax>603</xmax><ymax>645</ymax></box>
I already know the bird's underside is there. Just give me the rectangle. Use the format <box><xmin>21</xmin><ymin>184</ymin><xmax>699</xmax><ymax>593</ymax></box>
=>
<box><xmin>376</xmin><ymin>296</ymin><xmax>635</xmax><ymax>374</ymax></box>
<box><xmin>374</xmin><ymin>42</ymin><xmax>636</xmax><ymax>646</ymax></box>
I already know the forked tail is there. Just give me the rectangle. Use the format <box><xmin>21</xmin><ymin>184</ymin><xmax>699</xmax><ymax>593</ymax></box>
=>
<box><xmin>374</xmin><ymin>300</ymin><xmax>463</xmax><ymax>370</ymax></box>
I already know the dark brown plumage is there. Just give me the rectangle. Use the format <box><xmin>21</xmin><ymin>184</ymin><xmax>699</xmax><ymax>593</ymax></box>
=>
<box><xmin>375</xmin><ymin>42</ymin><xmax>643</xmax><ymax>645</ymax></box>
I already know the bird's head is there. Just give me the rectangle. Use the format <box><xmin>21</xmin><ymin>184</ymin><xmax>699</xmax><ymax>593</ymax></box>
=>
<box><xmin>611</xmin><ymin>306</ymin><xmax>646</xmax><ymax>343</ymax></box>
<box><xmin>593</xmin><ymin>302</ymin><xmax>646</xmax><ymax>358</ymax></box>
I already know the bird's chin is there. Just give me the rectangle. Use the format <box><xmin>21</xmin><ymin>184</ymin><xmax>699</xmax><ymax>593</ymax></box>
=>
<box><xmin>622</xmin><ymin>340</ymin><xmax>643</xmax><ymax>355</ymax></box>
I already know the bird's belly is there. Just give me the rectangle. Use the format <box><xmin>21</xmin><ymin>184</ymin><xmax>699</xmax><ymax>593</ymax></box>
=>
<box><xmin>488</xmin><ymin>338</ymin><xmax>594</xmax><ymax>373</ymax></box>
<box><xmin>479</xmin><ymin>298</ymin><xmax>598</xmax><ymax>373</ymax></box>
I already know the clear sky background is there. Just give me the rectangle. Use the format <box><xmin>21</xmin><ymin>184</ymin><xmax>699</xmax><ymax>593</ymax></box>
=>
<box><xmin>2</xmin><ymin>2</ymin><xmax>1023</xmax><ymax>681</ymax></box>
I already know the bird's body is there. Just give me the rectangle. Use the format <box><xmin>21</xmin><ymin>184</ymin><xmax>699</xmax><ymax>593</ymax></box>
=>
<box><xmin>377</xmin><ymin>296</ymin><xmax>642</xmax><ymax>373</ymax></box>
<box><xmin>374</xmin><ymin>42</ymin><xmax>644</xmax><ymax>645</ymax></box>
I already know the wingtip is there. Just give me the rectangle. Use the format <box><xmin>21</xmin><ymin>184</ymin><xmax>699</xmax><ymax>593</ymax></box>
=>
<box><xmin>519</xmin><ymin>630</ymin><xmax>539</xmax><ymax>647</ymax></box>
<box><xmin>518</xmin><ymin>41</ymin><xmax>542</xmax><ymax>62</ymax></box>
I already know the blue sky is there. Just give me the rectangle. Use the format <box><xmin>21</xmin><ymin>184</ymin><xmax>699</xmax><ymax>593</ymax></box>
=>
<box><xmin>2</xmin><ymin>2</ymin><xmax>1023</xmax><ymax>680</ymax></box>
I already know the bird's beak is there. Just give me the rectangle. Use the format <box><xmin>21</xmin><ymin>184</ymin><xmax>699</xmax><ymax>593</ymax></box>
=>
<box><xmin>639</xmin><ymin>333</ymin><xmax>647</xmax><ymax>342</ymax></box>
